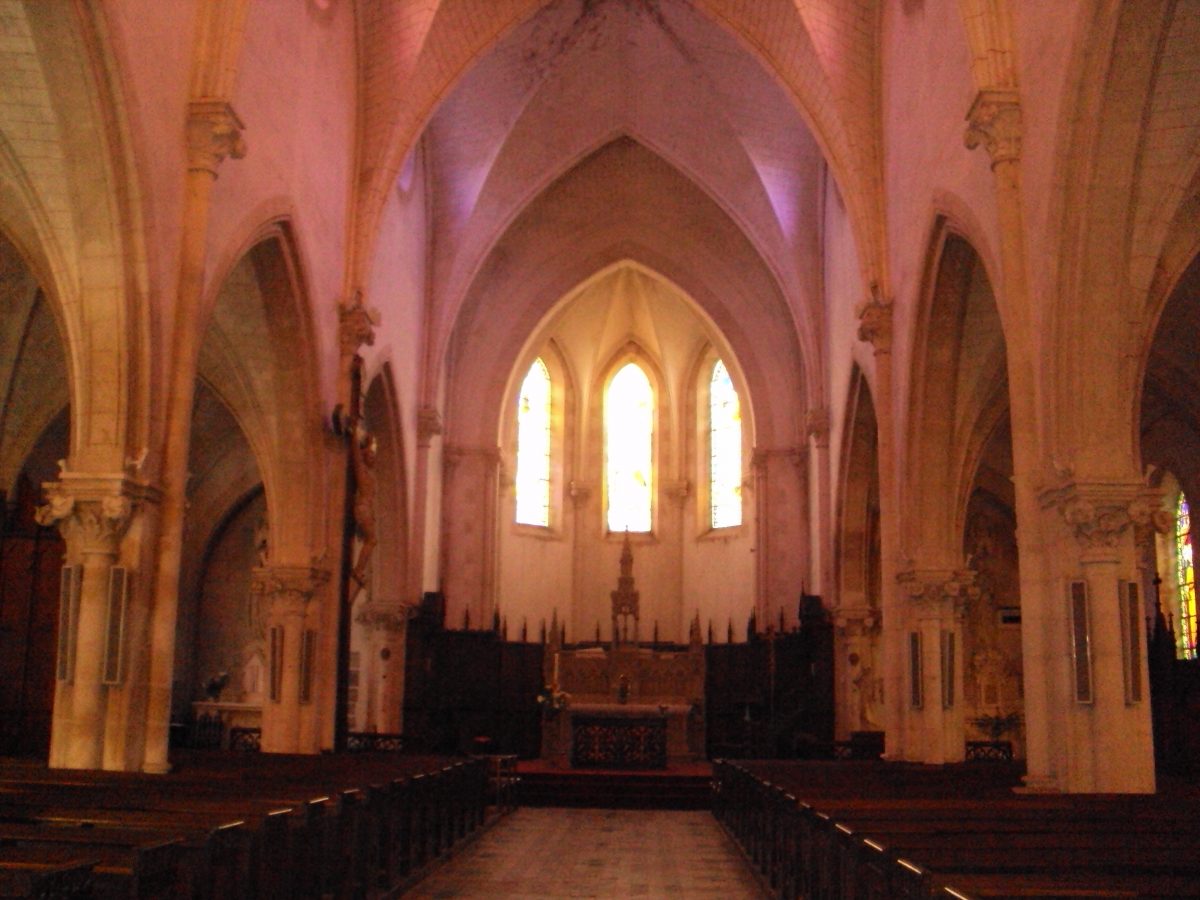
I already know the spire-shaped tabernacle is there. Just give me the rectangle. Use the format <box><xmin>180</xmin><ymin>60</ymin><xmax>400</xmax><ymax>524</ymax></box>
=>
<box><xmin>610</xmin><ymin>530</ymin><xmax>641</xmax><ymax>645</ymax></box>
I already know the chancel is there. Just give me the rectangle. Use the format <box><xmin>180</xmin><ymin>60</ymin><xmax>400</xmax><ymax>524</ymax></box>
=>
<box><xmin>540</xmin><ymin>533</ymin><xmax>705</xmax><ymax>768</ymax></box>
<box><xmin>0</xmin><ymin>0</ymin><xmax>1199</xmax><ymax>896</ymax></box>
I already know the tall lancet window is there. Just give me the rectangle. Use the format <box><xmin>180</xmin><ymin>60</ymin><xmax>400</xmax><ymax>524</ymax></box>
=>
<box><xmin>515</xmin><ymin>358</ymin><xmax>552</xmax><ymax>526</ymax></box>
<box><xmin>709</xmin><ymin>359</ymin><xmax>742</xmax><ymax>529</ymax></box>
<box><xmin>1176</xmin><ymin>493</ymin><xmax>1197</xmax><ymax>659</ymax></box>
<box><xmin>606</xmin><ymin>362</ymin><xmax>653</xmax><ymax>532</ymax></box>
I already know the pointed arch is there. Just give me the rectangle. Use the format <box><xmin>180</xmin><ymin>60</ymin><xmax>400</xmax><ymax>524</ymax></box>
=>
<box><xmin>906</xmin><ymin>223</ymin><xmax>1008</xmax><ymax>569</ymax></box>
<box><xmin>363</xmin><ymin>364</ymin><xmax>410</xmax><ymax>604</ymax></box>
<box><xmin>199</xmin><ymin>221</ymin><xmax>327</xmax><ymax>565</ymax></box>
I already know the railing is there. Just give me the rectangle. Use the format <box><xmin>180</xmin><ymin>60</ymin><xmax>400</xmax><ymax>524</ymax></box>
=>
<box><xmin>713</xmin><ymin>760</ymin><xmax>931</xmax><ymax>899</ymax></box>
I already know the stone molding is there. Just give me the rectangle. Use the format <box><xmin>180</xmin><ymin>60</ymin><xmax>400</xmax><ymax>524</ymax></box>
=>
<box><xmin>416</xmin><ymin>406</ymin><xmax>443</xmax><ymax>446</ymax></box>
<box><xmin>569</xmin><ymin>479</ymin><xmax>593</xmax><ymax>507</ymax></box>
<box><xmin>36</xmin><ymin>475</ymin><xmax>157</xmax><ymax>555</ymax></box>
<box><xmin>856</xmin><ymin>288</ymin><xmax>893</xmax><ymax>353</ymax></box>
<box><xmin>806</xmin><ymin>407</ymin><xmax>831</xmax><ymax>446</ymax></box>
<box><xmin>897</xmin><ymin>568</ymin><xmax>978</xmax><ymax>619</ymax></box>
<box><xmin>251</xmin><ymin>565</ymin><xmax>330</xmax><ymax>618</ymax></box>
<box><xmin>751</xmin><ymin>446</ymin><xmax>805</xmax><ymax>471</ymax></box>
<box><xmin>835</xmin><ymin>607</ymin><xmax>881</xmax><ymax>637</ymax></box>
<box><xmin>186</xmin><ymin>100</ymin><xmax>246</xmax><ymax>175</ymax></box>
<box><xmin>964</xmin><ymin>90</ymin><xmax>1021</xmax><ymax>167</ymax></box>
<box><xmin>355</xmin><ymin>603</ymin><xmax>410</xmax><ymax>633</ymax></box>
<box><xmin>664</xmin><ymin>478</ymin><xmax>691</xmax><ymax>504</ymax></box>
<box><xmin>1039</xmin><ymin>481</ymin><xmax>1169</xmax><ymax>553</ymax></box>
<box><xmin>338</xmin><ymin>293</ymin><xmax>379</xmax><ymax>360</ymax></box>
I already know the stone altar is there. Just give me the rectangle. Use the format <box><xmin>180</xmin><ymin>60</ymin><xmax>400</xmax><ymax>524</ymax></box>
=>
<box><xmin>540</xmin><ymin>535</ymin><xmax>705</xmax><ymax>767</ymax></box>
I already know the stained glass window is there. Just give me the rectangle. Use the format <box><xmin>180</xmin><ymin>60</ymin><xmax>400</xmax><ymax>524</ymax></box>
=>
<box><xmin>1176</xmin><ymin>494</ymin><xmax>1197</xmax><ymax>659</ymax></box>
<box><xmin>710</xmin><ymin>360</ymin><xmax>742</xmax><ymax>528</ymax></box>
<box><xmin>515</xmin><ymin>358</ymin><xmax>551</xmax><ymax>526</ymax></box>
<box><xmin>605</xmin><ymin>362</ymin><xmax>653</xmax><ymax>532</ymax></box>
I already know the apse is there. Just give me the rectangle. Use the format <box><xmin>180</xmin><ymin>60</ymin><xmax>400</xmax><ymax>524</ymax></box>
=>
<box><xmin>495</xmin><ymin>262</ymin><xmax>756</xmax><ymax>644</ymax></box>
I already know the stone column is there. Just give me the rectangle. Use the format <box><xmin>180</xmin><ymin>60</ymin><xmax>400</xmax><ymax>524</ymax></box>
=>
<box><xmin>355</xmin><ymin>604</ymin><xmax>409</xmax><ymax>734</ymax></box>
<box><xmin>834</xmin><ymin>608</ymin><xmax>882</xmax><ymax>740</ymax></box>
<box><xmin>252</xmin><ymin>565</ymin><xmax>330</xmax><ymax>753</ymax></box>
<box><xmin>569</xmin><ymin>480</ymin><xmax>593</xmax><ymax>640</ymax></box>
<box><xmin>896</xmin><ymin>569</ymin><xmax>977</xmax><ymax>763</ymax></box>
<box><xmin>144</xmin><ymin>101</ymin><xmax>245</xmax><ymax>774</ymax></box>
<box><xmin>807</xmin><ymin>407</ymin><xmax>833</xmax><ymax>599</ymax></box>
<box><xmin>409</xmin><ymin>407</ymin><xmax>443</xmax><ymax>605</ymax></box>
<box><xmin>441</xmin><ymin>446</ymin><xmax>501</xmax><ymax>630</ymax></box>
<box><xmin>964</xmin><ymin>90</ymin><xmax>1056</xmax><ymax>790</ymax></box>
<box><xmin>1035</xmin><ymin>482</ymin><xmax>1158</xmax><ymax>792</ymax></box>
<box><xmin>37</xmin><ymin>475</ymin><xmax>153</xmax><ymax>770</ymax></box>
<box><xmin>857</xmin><ymin>296</ymin><xmax>905</xmax><ymax>759</ymax></box>
<box><xmin>751</xmin><ymin>448</ymin><xmax>805</xmax><ymax>629</ymax></box>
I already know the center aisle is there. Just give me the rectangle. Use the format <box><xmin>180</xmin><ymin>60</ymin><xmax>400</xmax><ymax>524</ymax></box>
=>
<box><xmin>403</xmin><ymin>808</ymin><xmax>768</xmax><ymax>898</ymax></box>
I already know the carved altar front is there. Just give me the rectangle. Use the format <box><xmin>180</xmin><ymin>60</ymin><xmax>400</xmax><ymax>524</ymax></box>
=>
<box><xmin>541</xmin><ymin>645</ymin><xmax>705</xmax><ymax>768</ymax></box>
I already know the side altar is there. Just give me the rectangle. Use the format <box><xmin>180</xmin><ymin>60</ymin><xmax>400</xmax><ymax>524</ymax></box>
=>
<box><xmin>540</xmin><ymin>535</ymin><xmax>705</xmax><ymax>768</ymax></box>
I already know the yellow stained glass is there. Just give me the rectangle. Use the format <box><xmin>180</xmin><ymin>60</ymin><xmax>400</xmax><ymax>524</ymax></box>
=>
<box><xmin>1176</xmin><ymin>494</ymin><xmax>1197</xmax><ymax>659</ymax></box>
<box><xmin>606</xmin><ymin>362</ymin><xmax>653</xmax><ymax>533</ymax></box>
<box><xmin>515</xmin><ymin>358</ymin><xmax>551</xmax><ymax>526</ymax></box>
<box><xmin>710</xmin><ymin>360</ymin><xmax>742</xmax><ymax>529</ymax></box>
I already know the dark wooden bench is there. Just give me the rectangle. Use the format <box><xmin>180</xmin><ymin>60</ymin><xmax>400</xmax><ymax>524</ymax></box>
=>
<box><xmin>0</xmin><ymin>858</ymin><xmax>95</xmax><ymax>899</ymax></box>
<box><xmin>0</xmin><ymin>752</ymin><xmax>487</xmax><ymax>899</ymax></box>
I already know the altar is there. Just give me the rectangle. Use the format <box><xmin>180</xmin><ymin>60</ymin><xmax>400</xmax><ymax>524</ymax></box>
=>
<box><xmin>540</xmin><ymin>536</ymin><xmax>705</xmax><ymax>769</ymax></box>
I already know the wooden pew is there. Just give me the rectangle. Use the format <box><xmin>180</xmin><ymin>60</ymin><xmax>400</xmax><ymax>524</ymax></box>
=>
<box><xmin>0</xmin><ymin>838</ymin><xmax>180</xmax><ymax>899</ymax></box>
<box><xmin>0</xmin><ymin>858</ymin><xmax>94</xmax><ymax>899</ymax></box>
<box><xmin>0</xmin><ymin>752</ymin><xmax>486</xmax><ymax>899</ymax></box>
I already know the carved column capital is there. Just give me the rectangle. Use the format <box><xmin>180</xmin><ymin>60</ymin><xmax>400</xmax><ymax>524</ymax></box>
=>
<box><xmin>251</xmin><ymin>565</ymin><xmax>330</xmax><ymax>618</ymax></box>
<box><xmin>835</xmin><ymin>607</ymin><xmax>881</xmax><ymax>637</ymax></box>
<box><xmin>355</xmin><ymin>602</ymin><xmax>410</xmax><ymax>633</ymax></box>
<box><xmin>806</xmin><ymin>407</ymin><xmax>831</xmax><ymax>447</ymax></box>
<box><xmin>569</xmin><ymin>480</ymin><xmax>593</xmax><ymax>507</ymax></box>
<box><xmin>186</xmin><ymin>100</ymin><xmax>246</xmax><ymax>175</ymax></box>
<box><xmin>964</xmin><ymin>90</ymin><xmax>1022</xmax><ymax>167</ymax></box>
<box><xmin>338</xmin><ymin>293</ymin><xmax>379</xmax><ymax>360</ymax></box>
<box><xmin>417</xmin><ymin>406</ymin><xmax>442</xmax><ymax>447</ymax></box>
<box><xmin>897</xmin><ymin>569</ymin><xmax>979</xmax><ymax>620</ymax></box>
<box><xmin>856</xmin><ymin>288</ymin><xmax>893</xmax><ymax>354</ymax></box>
<box><xmin>664</xmin><ymin>479</ymin><xmax>691</xmax><ymax>505</ymax></box>
<box><xmin>752</xmin><ymin>446</ymin><xmax>805</xmax><ymax>472</ymax></box>
<box><xmin>1039</xmin><ymin>481</ymin><xmax>1165</xmax><ymax>554</ymax></box>
<box><xmin>36</xmin><ymin>475</ymin><xmax>155</xmax><ymax>556</ymax></box>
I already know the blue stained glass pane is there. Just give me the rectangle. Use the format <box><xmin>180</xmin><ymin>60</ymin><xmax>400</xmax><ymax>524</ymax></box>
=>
<box><xmin>1176</xmin><ymin>494</ymin><xmax>1197</xmax><ymax>659</ymax></box>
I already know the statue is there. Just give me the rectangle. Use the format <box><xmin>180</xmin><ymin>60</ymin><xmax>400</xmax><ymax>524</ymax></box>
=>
<box><xmin>254</xmin><ymin>516</ymin><xmax>269</xmax><ymax>567</ymax></box>
<box><xmin>350</xmin><ymin>424</ymin><xmax>377</xmax><ymax>590</ymax></box>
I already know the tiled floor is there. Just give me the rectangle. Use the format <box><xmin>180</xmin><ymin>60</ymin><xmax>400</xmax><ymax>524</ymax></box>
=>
<box><xmin>403</xmin><ymin>808</ymin><xmax>768</xmax><ymax>898</ymax></box>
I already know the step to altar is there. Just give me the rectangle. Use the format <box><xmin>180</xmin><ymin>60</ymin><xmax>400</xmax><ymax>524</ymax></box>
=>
<box><xmin>515</xmin><ymin>761</ymin><xmax>713</xmax><ymax>809</ymax></box>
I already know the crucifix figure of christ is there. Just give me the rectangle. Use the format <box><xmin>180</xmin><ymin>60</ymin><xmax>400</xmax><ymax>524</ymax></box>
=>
<box><xmin>335</xmin><ymin>354</ymin><xmax>377</xmax><ymax>596</ymax></box>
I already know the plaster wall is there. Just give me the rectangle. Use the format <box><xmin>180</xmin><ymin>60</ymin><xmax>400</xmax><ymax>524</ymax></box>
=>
<box><xmin>366</xmin><ymin>146</ymin><xmax>430</xmax><ymax>536</ymax></box>
<box><xmin>824</xmin><ymin>173</ymin><xmax>867</xmax><ymax>547</ymax></box>
<box><xmin>879</xmin><ymin>0</ymin><xmax>1001</xmax><ymax>482</ymax></box>
<box><xmin>204</xmin><ymin>0</ymin><xmax>357</xmax><ymax>412</ymax></box>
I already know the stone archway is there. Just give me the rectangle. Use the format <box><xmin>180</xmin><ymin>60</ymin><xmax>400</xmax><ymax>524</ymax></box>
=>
<box><xmin>183</xmin><ymin>229</ymin><xmax>331</xmax><ymax>754</ymax></box>
<box><xmin>347</xmin><ymin>367</ymin><xmax>410</xmax><ymax>736</ymax></box>
<box><xmin>834</xmin><ymin>366</ymin><xmax>882</xmax><ymax>743</ymax></box>
<box><xmin>899</xmin><ymin>228</ymin><xmax>1015</xmax><ymax>764</ymax></box>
